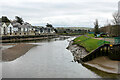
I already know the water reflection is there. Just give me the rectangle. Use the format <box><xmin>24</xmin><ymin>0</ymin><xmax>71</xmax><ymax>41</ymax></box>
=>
<box><xmin>2</xmin><ymin>36</ymin><xmax>70</xmax><ymax>44</ymax></box>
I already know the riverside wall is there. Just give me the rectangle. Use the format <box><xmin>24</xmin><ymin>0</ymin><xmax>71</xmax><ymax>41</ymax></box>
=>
<box><xmin>0</xmin><ymin>34</ymin><xmax>58</xmax><ymax>43</ymax></box>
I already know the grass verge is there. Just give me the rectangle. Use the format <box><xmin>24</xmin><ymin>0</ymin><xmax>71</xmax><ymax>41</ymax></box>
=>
<box><xmin>73</xmin><ymin>35</ymin><xmax>109</xmax><ymax>52</ymax></box>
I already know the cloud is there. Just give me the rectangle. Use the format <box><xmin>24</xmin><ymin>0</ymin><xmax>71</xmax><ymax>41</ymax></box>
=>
<box><xmin>0</xmin><ymin>0</ymin><xmax>120</xmax><ymax>27</ymax></box>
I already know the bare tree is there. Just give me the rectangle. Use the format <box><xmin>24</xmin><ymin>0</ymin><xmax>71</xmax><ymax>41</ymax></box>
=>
<box><xmin>112</xmin><ymin>11</ymin><xmax>120</xmax><ymax>25</ymax></box>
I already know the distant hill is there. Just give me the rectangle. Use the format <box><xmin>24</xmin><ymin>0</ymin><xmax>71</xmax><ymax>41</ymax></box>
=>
<box><xmin>56</xmin><ymin>27</ymin><xmax>93</xmax><ymax>30</ymax></box>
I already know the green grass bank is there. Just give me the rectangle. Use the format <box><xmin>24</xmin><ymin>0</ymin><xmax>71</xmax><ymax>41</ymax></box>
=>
<box><xmin>73</xmin><ymin>34</ymin><xmax>109</xmax><ymax>52</ymax></box>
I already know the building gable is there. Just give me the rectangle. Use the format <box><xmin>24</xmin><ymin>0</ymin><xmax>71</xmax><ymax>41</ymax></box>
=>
<box><xmin>8</xmin><ymin>23</ymin><xmax>13</xmax><ymax>28</ymax></box>
<box><xmin>2</xmin><ymin>23</ymin><xmax>7</xmax><ymax>27</ymax></box>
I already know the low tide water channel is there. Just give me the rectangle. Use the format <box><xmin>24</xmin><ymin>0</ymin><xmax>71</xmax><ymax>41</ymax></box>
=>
<box><xmin>2</xmin><ymin>36</ymin><xmax>119</xmax><ymax>78</ymax></box>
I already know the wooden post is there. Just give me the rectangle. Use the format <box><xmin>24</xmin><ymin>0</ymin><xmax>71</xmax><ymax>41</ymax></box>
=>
<box><xmin>106</xmin><ymin>45</ymin><xmax>108</xmax><ymax>56</ymax></box>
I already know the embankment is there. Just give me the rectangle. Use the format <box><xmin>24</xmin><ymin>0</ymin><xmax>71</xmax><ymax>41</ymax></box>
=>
<box><xmin>1</xmin><ymin>34</ymin><xmax>58</xmax><ymax>43</ymax></box>
<box><xmin>2</xmin><ymin>43</ymin><xmax>37</xmax><ymax>61</ymax></box>
<box><xmin>67</xmin><ymin>40</ymin><xmax>120</xmax><ymax>74</ymax></box>
<box><xmin>67</xmin><ymin>41</ymin><xmax>88</xmax><ymax>62</ymax></box>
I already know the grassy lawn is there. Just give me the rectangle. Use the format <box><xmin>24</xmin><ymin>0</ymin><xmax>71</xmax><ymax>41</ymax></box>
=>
<box><xmin>73</xmin><ymin>35</ymin><xmax>109</xmax><ymax>52</ymax></box>
<box><xmin>86</xmin><ymin>34</ymin><xmax>95</xmax><ymax>37</ymax></box>
<box><xmin>74</xmin><ymin>35</ymin><xmax>88</xmax><ymax>42</ymax></box>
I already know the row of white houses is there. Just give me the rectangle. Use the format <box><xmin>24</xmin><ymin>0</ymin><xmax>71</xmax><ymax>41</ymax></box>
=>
<box><xmin>0</xmin><ymin>22</ymin><xmax>55</xmax><ymax>36</ymax></box>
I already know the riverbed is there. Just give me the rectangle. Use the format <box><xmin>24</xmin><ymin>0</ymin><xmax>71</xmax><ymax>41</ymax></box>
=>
<box><xmin>2</xmin><ymin>37</ymin><xmax>119</xmax><ymax>78</ymax></box>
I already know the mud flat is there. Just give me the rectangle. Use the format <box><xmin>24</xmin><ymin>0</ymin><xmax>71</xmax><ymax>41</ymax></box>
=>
<box><xmin>67</xmin><ymin>41</ymin><xmax>120</xmax><ymax>74</ymax></box>
<box><xmin>84</xmin><ymin>56</ymin><xmax>120</xmax><ymax>74</ymax></box>
<box><xmin>2</xmin><ymin>43</ymin><xmax>37</xmax><ymax>61</ymax></box>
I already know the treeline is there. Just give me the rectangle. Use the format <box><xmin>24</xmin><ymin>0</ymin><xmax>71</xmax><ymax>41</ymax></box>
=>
<box><xmin>56</xmin><ymin>27</ymin><xmax>91</xmax><ymax>35</ymax></box>
<box><xmin>0</xmin><ymin>16</ymin><xmax>24</xmax><ymax>25</ymax></box>
<box><xmin>93</xmin><ymin>11</ymin><xmax>120</xmax><ymax>37</ymax></box>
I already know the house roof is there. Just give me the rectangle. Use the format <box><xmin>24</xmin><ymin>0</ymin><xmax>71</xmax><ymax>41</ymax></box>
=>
<box><xmin>8</xmin><ymin>23</ymin><xmax>13</xmax><ymax>27</ymax></box>
<box><xmin>2</xmin><ymin>23</ymin><xmax>8</xmax><ymax>27</ymax></box>
<box><xmin>32</xmin><ymin>26</ymin><xmax>44</xmax><ymax>29</ymax></box>
<box><xmin>18</xmin><ymin>24</ymin><xmax>32</xmax><ymax>28</ymax></box>
<box><xmin>4</xmin><ymin>22</ymin><xmax>10</xmax><ymax>26</ymax></box>
<box><xmin>12</xmin><ymin>22</ymin><xmax>21</xmax><ymax>27</ymax></box>
<box><xmin>0</xmin><ymin>22</ymin><xmax>10</xmax><ymax>27</ymax></box>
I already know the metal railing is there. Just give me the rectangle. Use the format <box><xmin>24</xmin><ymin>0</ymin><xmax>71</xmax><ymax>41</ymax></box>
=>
<box><xmin>97</xmin><ymin>37</ymin><xmax>120</xmax><ymax>45</ymax></box>
<box><xmin>114</xmin><ymin>37</ymin><xmax>120</xmax><ymax>44</ymax></box>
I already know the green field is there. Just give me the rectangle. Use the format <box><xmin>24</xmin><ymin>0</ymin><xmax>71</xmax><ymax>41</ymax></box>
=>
<box><xmin>73</xmin><ymin>35</ymin><xmax>109</xmax><ymax>52</ymax></box>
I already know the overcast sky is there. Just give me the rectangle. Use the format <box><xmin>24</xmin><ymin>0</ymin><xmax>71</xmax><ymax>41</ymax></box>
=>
<box><xmin>0</xmin><ymin>0</ymin><xmax>120</xmax><ymax>27</ymax></box>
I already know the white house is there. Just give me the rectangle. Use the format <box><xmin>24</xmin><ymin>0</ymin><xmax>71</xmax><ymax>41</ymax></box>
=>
<box><xmin>50</xmin><ymin>28</ymin><xmax>55</xmax><ymax>33</ymax></box>
<box><xmin>40</xmin><ymin>27</ymin><xmax>45</xmax><ymax>34</ymax></box>
<box><xmin>8</xmin><ymin>23</ymin><xmax>14</xmax><ymax>35</ymax></box>
<box><xmin>0</xmin><ymin>23</ymin><xmax>3</xmax><ymax>35</ymax></box>
<box><xmin>13</xmin><ymin>27</ymin><xmax>18</xmax><ymax>33</ymax></box>
<box><xmin>2</xmin><ymin>23</ymin><xmax>8</xmax><ymax>35</ymax></box>
<box><xmin>12</xmin><ymin>22</ymin><xmax>20</xmax><ymax>35</ymax></box>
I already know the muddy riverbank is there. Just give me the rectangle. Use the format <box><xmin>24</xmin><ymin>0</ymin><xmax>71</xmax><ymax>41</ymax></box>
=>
<box><xmin>67</xmin><ymin>40</ymin><xmax>120</xmax><ymax>74</ymax></box>
<box><xmin>67</xmin><ymin>40</ymin><xmax>88</xmax><ymax>62</ymax></box>
<box><xmin>2</xmin><ymin>44</ymin><xmax>37</xmax><ymax>61</ymax></box>
<box><xmin>1</xmin><ymin>36</ymin><xmax>70</xmax><ymax>61</ymax></box>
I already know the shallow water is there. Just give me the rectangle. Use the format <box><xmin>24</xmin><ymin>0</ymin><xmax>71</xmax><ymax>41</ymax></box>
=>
<box><xmin>2</xmin><ymin>37</ymin><xmax>118</xmax><ymax>78</ymax></box>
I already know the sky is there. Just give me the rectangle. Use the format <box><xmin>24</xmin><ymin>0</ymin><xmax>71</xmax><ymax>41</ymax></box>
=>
<box><xmin>0</xmin><ymin>0</ymin><xmax>120</xmax><ymax>27</ymax></box>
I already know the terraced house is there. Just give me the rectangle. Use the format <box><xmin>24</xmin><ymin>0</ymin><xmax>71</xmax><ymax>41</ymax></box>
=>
<box><xmin>0</xmin><ymin>17</ymin><xmax>56</xmax><ymax>36</ymax></box>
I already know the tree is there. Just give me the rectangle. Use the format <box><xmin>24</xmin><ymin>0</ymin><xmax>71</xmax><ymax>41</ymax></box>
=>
<box><xmin>94</xmin><ymin>19</ymin><xmax>99</xmax><ymax>35</ymax></box>
<box><xmin>1</xmin><ymin>16</ymin><xmax>10</xmax><ymax>23</ymax></box>
<box><xmin>112</xmin><ymin>11</ymin><xmax>120</xmax><ymax>25</ymax></box>
<box><xmin>15</xmin><ymin>16</ymin><xmax>24</xmax><ymax>25</ymax></box>
<box><xmin>54</xmin><ymin>29</ymin><xmax>58</xmax><ymax>33</ymax></box>
<box><xmin>46</xmin><ymin>23</ymin><xmax>53</xmax><ymax>28</ymax></box>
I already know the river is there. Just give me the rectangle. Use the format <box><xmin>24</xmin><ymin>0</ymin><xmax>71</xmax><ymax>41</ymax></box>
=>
<box><xmin>2</xmin><ymin>36</ymin><xmax>118</xmax><ymax>78</ymax></box>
